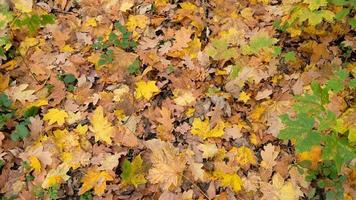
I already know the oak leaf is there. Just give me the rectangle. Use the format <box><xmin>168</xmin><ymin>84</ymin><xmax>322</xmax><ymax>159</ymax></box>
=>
<box><xmin>260</xmin><ymin>143</ymin><xmax>279</xmax><ymax>170</ymax></box>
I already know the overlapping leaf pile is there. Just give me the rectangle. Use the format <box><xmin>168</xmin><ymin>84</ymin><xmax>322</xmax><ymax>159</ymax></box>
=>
<box><xmin>0</xmin><ymin>0</ymin><xmax>355</xmax><ymax>199</ymax></box>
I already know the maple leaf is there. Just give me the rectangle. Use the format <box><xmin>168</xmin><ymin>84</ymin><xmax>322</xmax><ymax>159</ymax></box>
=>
<box><xmin>191</xmin><ymin>118</ymin><xmax>225</xmax><ymax>139</ymax></box>
<box><xmin>213</xmin><ymin>170</ymin><xmax>242</xmax><ymax>192</ymax></box>
<box><xmin>134</xmin><ymin>80</ymin><xmax>160</xmax><ymax>100</ymax></box>
<box><xmin>90</xmin><ymin>106</ymin><xmax>114</xmax><ymax>144</ymax></box>
<box><xmin>121</xmin><ymin>155</ymin><xmax>147</xmax><ymax>188</ymax></box>
<box><xmin>125</xmin><ymin>15</ymin><xmax>149</xmax><ymax>32</ymax></box>
<box><xmin>43</xmin><ymin>108</ymin><xmax>68</xmax><ymax>126</ymax></box>
<box><xmin>145</xmin><ymin>139</ymin><xmax>187</xmax><ymax>190</ymax></box>
<box><xmin>79</xmin><ymin>168</ymin><xmax>113</xmax><ymax>196</ymax></box>
<box><xmin>278</xmin><ymin>113</ymin><xmax>322</xmax><ymax>153</ymax></box>
<box><xmin>42</xmin><ymin>163</ymin><xmax>70</xmax><ymax>188</ymax></box>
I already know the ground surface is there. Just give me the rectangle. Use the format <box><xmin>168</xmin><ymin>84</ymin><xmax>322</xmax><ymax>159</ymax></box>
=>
<box><xmin>0</xmin><ymin>0</ymin><xmax>355</xmax><ymax>199</ymax></box>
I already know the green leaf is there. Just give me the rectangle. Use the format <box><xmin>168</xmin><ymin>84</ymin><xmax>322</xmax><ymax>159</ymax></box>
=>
<box><xmin>24</xmin><ymin>106</ymin><xmax>40</xmax><ymax>118</ymax></box>
<box><xmin>0</xmin><ymin>4</ymin><xmax>13</xmax><ymax>29</ymax></box>
<box><xmin>120</xmin><ymin>155</ymin><xmax>147</xmax><ymax>188</ymax></box>
<box><xmin>108</xmin><ymin>32</ymin><xmax>120</xmax><ymax>46</ymax></box>
<box><xmin>279</xmin><ymin>113</ymin><xmax>320</xmax><ymax>152</ymax></box>
<box><xmin>349</xmin><ymin>78</ymin><xmax>356</xmax><ymax>88</ymax></box>
<box><xmin>11</xmin><ymin>123</ymin><xmax>30</xmax><ymax>141</ymax></box>
<box><xmin>206</xmin><ymin>39</ymin><xmax>237</xmax><ymax>60</ymax></box>
<box><xmin>98</xmin><ymin>50</ymin><xmax>114</xmax><ymax>66</ymax></box>
<box><xmin>335</xmin><ymin>8</ymin><xmax>350</xmax><ymax>20</ymax></box>
<box><xmin>317</xmin><ymin>110</ymin><xmax>336</xmax><ymax>131</ymax></box>
<box><xmin>242</xmin><ymin>33</ymin><xmax>278</xmax><ymax>56</ymax></box>
<box><xmin>127</xmin><ymin>59</ymin><xmax>141</xmax><ymax>75</ymax></box>
<box><xmin>0</xmin><ymin>93</ymin><xmax>12</xmax><ymax>108</ymax></box>
<box><xmin>325</xmin><ymin>69</ymin><xmax>348</xmax><ymax>92</ymax></box>
<box><xmin>63</xmin><ymin>74</ymin><xmax>77</xmax><ymax>84</ymax></box>
<box><xmin>40</xmin><ymin>14</ymin><xmax>56</xmax><ymax>25</ymax></box>
<box><xmin>350</xmin><ymin>18</ymin><xmax>356</xmax><ymax>30</ymax></box>
<box><xmin>322</xmin><ymin>134</ymin><xmax>355</xmax><ymax>172</ymax></box>
<box><xmin>284</xmin><ymin>51</ymin><xmax>296</xmax><ymax>62</ymax></box>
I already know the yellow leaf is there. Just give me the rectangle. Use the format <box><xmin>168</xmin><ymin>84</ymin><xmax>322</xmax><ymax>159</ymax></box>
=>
<box><xmin>126</xmin><ymin>15</ymin><xmax>149</xmax><ymax>32</ymax></box>
<box><xmin>19</xmin><ymin>37</ymin><xmax>38</xmax><ymax>56</ymax></box>
<box><xmin>29</xmin><ymin>156</ymin><xmax>41</xmax><ymax>174</ymax></box>
<box><xmin>238</xmin><ymin>91</ymin><xmax>251</xmax><ymax>103</ymax></box>
<box><xmin>191</xmin><ymin>118</ymin><xmax>225</xmax><ymax>139</ymax></box>
<box><xmin>53</xmin><ymin>129</ymin><xmax>80</xmax><ymax>151</ymax></box>
<box><xmin>134</xmin><ymin>80</ymin><xmax>160</xmax><ymax>100</ymax></box>
<box><xmin>233</xmin><ymin>146</ymin><xmax>256</xmax><ymax>166</ymax></box>
<box><xmin>1</xmin><ymin>60</ymin><xmax>17</xmax><ymax>71</ymax></box>
<box><xmin>24</xmin><ymin>99</ymin><xmax>48</xmax><ymax>110</ymax></box>
<box><xmin>90</xmin><ymin>106</ymin><xmax>114</xmax><ymax>144</ymax></box>
<box><xmin>74</xmin><ymin>124</ymin><xmax>88</xmax><ymax>135</ymax></box>
<box><xmin>84</xmin><ymin>17</ymin><xmax>97</xmax><ymax>27</ymax></box>
<box><xmin>42</xmin><ymin>163</ymin><xmax>70</xmax><ymax>188</ymax></box>
<box><xmin>213</xmin><ymin>170</ymin><xmax>242</xmax><ymax>192</ymax></box>
<box><xmin>60</xmin><ymin>45</ymin><xmax>74</xmax><ymax>53</ymax></box>
<box><xmin>145</xmin><ymin>139</ymin><xmax>187</xmax><ymax>190</ymax></box>
<box><xmin>191</xmin><ymin>118</ymin><xmax>210</xmax><ymax>138</ymax></box>
<box><xmin>185</xmin><ymin>108</ymin><xmax>195</xmax><ymax>118</ymax></box>
<box><xmin>208</xmin><ymin>121</ymin><xmax>225</xmax><ymax>138</ymax></box>
<box><xmin>114</xmin><ymin>109</ymin><xmax>127</xmax><ymax>121</ymax></box>
<box><xmin>79</xmin><ymin>168</ymin><xmax>113</xmax><ymax>196</ymax></box>
<box><xmin>87</xmin><ymin>53</ymin><xmax>100</xmax><ymax>66</ymax></box>
<box><xmin>43</xmin><ymin>109</ymin><xmax>68</xmax><ymax>126</ymax></box>
<box><xmin>13</xmin><ymin>0</ymin><xmax>33</xmax><ymax>13</ymax></box>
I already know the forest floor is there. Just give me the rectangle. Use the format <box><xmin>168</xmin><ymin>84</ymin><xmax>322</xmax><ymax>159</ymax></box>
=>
<box><xmin>0</xmin><ymin>0</ymin><xmax>355</xmax><ymax>199</ymax></box>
